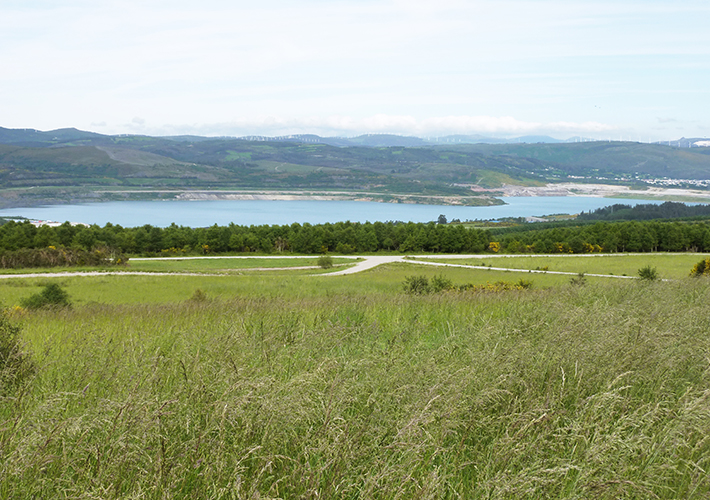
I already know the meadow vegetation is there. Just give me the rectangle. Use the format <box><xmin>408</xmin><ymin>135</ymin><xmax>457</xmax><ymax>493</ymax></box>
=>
<box><xmin>1</xmin><ymin>255</ymin><xmax>710</xmax><ymax>498</ymax></box>
<box><xmin>424</xmin><ymin>253</ymin><xmax>709</xmax><ymax>280</ymax></box>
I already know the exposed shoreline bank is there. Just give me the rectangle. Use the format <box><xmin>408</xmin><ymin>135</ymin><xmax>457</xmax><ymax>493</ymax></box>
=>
<box><xmin>499</xmin><ymin>182</ymin><xmax>710</xmax><ymax>202</ymax></box>
<box><xmin>2</xmin><ymin>183</ymin><xmax>710</xmax><ymax>212</ymax></box>
<box><xmin>0</xmin><ymin>188</ymin><xmax>504</xmax><ymax>209</ymax></box>
<box><xmin>101</xmin><ymin>183</ymin><xmax>710</xmax><ymax>204</ymax></box>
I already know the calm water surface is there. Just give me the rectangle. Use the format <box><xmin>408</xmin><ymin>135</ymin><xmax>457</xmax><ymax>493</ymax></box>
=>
<box><xmin>0</xmin><ymin>197</ymin><xmax>664</xmax><ymax>227</ymax></box>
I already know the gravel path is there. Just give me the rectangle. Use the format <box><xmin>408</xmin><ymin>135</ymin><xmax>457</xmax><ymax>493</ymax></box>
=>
<box><xmin>319</xmin><ymin>256</ymin><xmax>406</xmax><ymax>275</ymax></box>
<box><xmin>1</xmin><ymin>253</ymin><xmax>673</xmax><ymax>280</ymax></box>
<box><xmin>0</xmin><ymin>266</ymin><xmax>335</xmax><ymax>279</ymax></box>
<box><xmin>318</xmin><ymin>255</ymin><xmax>639</xmax><ymax>279</ymax></box>
<box><xmin>403</xmin><ymin>259</ymin><xmax>638</xmax><ymax>279</ymax></box>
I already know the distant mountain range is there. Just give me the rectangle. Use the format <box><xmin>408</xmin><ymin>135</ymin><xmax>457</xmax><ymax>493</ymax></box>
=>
<box><xmin>229</xmin><ymin>133</ymin><xmax>573</xmax><ymax>147</ymax></box>
<box><xmin>2</xmin><ymin>126</ymin><xmax>710</xmax><ymax>210</ymax></box>
<box><xmin>3</xmin><ymin>126</ymin><xmax>707</xmax><ymax>149</ymax></box>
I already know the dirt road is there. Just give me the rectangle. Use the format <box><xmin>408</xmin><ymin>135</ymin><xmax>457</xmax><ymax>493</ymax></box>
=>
<box><xmin>0</xmin><ymin>254</ymin><xmax>663</xmax><ymax>280</ymax></box>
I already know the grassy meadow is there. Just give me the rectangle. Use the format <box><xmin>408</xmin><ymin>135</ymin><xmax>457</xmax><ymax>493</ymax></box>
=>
<box><xmin>422</xmin><ymin>253</ymin><xmax>710</xmax><ymax>280</ymax></box>
<box><xmin>2</xmin><ymin>255</ymin><xmax>710</xmax><ymax>498</ymax></box>
<box><xmin>1</xmin><ymin>262</ymin><xmax>575</xmax><ymax>306</ymax></box>
<box><xmin>127</xmin><ymin>257</ymin><xmax>359</xmax><ymax>273</ymax></box>
<box><xmin>0</xmin><ymin>257</ymin><xmax>360</xmax><ymax>276</ymax></box>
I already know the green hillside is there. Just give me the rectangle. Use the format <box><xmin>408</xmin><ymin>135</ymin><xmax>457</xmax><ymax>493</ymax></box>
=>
<box><xmin>2</xmin><ymin>127</ymin><xmax>710</xmax><ymax>209</ymax></box>
<box><xmin>452</xmin><ymin>141</ymin><xmax>710</xmax><ymax>180</ymax></box>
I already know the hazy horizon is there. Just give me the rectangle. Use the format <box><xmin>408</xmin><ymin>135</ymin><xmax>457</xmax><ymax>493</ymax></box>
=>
<box><xmin>4</xmin><ymin>125</ymin><xmax>704</xmax><ymax>145</ymax></box>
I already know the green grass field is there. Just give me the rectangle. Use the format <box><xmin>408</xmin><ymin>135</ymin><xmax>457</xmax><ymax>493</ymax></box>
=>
<box><xmin>1</xmin><ymin>260</ymin><xmax>583</xmax><ymax>307</ymax></box>
<box><xmin>0</xmin><ymin>257</ymin><xmax>360</xmax><ymax>276</ymax></box>
<box><xmin>127</xmin><ymin>256</ymin><xmax>359</xmax><ymax>273</ymax></box>
<box><xmin>2</xmin><ymin>254</ymin><xmax>710</xmax><ymax>498</ymax></box>
<box><xmin>421</xmin><ymin>253</ymin><xmax>710</xmax><ymax>280</ymax></box>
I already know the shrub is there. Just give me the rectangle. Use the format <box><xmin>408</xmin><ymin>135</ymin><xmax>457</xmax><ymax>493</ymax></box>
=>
<box><xmin>458</xmin><ymin>280</ymin><xmax>532</xmax><ymax>292</ymax></box>
<box><xmin>317</xmin><ymin>255</ymin><xmax>334</xmax><ymax>269</ymax></box>
<box><xmin>430</xmin><ymin>274</ymin><xmax>453</xmax><ymax>293</ymax></box>
<box><xmin>20</xmin><ymin>283</ymin><xmax>71</xmax><ymax>310</ymax></box>
<box><xmin>637</xmin><ymin>265</ymin><xmax>659</xmax><ymax>281</ymax></box>
<box><xmin>189</xmin><ymin>288</ymin><xmax>208</xmax><ymax>302</ymax></box>
<box><xmin>690</xmin><ymin>257</ymin><xmax>710</xmax><ymax>277</ymax></box>
<box><xmin>0</xmin><ymin>309</ymin><xmax>36</xmax><ymax>394</ymax></box>
<box><xmin>516</xmin><ymin>278</ymin><xmax>534</xmax><ymax>289</ymax></box>
<box><xmin>406</xmin><ymin>276</ymin><xmax>533</xmax><ymax>294</ymax></box>
<box><xmin>403</xmin><ymin>275</ymin><xmax>430</xmax><ymax>295</ymax></box>
<box><xmin>569</xmin><ymin>272</ymin><xmax>587</xmax><ymax>286</ymax></box>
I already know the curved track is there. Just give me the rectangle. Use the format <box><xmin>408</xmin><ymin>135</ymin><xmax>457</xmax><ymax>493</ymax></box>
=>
<box><xmin>0</xmin><ymin>254</ymin><xmax>651</xmax><ymax>280</ymax></box>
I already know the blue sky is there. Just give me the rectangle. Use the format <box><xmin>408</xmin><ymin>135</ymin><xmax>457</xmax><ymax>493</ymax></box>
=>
<box><xmin>2</xmin><ymin>0</ymin><xmax>709</xmax><ymax>140</ymax></box>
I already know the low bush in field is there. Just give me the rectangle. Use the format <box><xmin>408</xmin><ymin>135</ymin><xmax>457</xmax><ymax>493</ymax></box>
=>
<box><xmin>458</xmin><ymin>278</ymin><xmax>533</xmax><ymax>291</ymax></box>
<box><xmin>637</xmin><ymin>265</ymin><xmax>659</xmax><ymax>281</ymax></box>
<box><xmin>187</xmin><ymin>288</ymin><xmax>208</xmax><ymax>302</ymax></box>
<box><xmin>317</xmin><ymin>255</ymin><xmax>333</xmax><ymax>269</ymax></box>
<box><xmin>404</xmin><ymin>274</ymin><xmax>530</xmax><ymax>294</ymax></box>
<box><xmin>403</xmin><ymin>274</ymin><xmax>432</xmax><ymax>294</ymax></box>
<box><xmin>690</xmin><ymin>257</ymin><xmax>710</xmax><ymax>277</ymax></box>
<box><xmin>403</xmin><ymin>274</ymin><xmax>454</xmax><ymax>294</ymax></box>
<box><xmin>19</xmin><ymin>283</ymin><xmax>71</xmax><ymax>310</ymax></box>
<box><xmin>569</xmin><ymin>272</ymin><xmax>587</xmax><ymax>286</ymax></box>
<box><xmin>430</xmin><ymin>274</ymin><xmax>454</xmax><ymax>292</ymax></box>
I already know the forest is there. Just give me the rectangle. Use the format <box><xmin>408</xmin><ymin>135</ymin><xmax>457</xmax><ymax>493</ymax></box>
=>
<box><xmin>1</xmin><ymin>215</ymin><xmax>710</xmax><ymax>268</ymax></box>
<box><xmin>578</xmin><ymin>201</ymin><xmax>710</xmax><ymax>221</ymax></box>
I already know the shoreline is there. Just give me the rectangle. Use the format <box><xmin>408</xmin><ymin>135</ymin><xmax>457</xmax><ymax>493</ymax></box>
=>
<box><xmin>0</xmin><ymin>188</ymin><xmax>504</xmax><ymax>210</ymax></box>
<box><xmin>169</xmin><ymin>190</ymin><xmax>500</xmax><ymax>206</ymax></box>
<box><xmin>103</xmin><ymin>183</ymin><xmax>710</xmax><ymax>203</ymax></box>
<box><xmin>498</xmin><ymin>182</ymin><xmax>710</xmax><ymax>202</ymax></box>
<box><xmin>2</xmin><ymin>183</ymin><xmax>710</xmax><ymax>212</ymax></box>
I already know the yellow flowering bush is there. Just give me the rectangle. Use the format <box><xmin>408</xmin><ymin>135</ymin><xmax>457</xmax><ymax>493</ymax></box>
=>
<box><xmin>690</xmin><ymin>257</ymin><xmax>710</xmax><ymax>277</ymax></box>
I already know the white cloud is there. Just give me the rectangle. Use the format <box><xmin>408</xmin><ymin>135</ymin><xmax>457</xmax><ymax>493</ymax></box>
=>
<box><xmin>144</xmin><ymin>114</ymin><xmax>616</xmax><ymax>139</ymax></box>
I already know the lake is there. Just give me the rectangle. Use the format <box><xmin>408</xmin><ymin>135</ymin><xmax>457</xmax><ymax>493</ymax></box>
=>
<box><xmin>0</xmin><ymin>197</ymin><xmax>665</xmax><ymax>227</ymax></box>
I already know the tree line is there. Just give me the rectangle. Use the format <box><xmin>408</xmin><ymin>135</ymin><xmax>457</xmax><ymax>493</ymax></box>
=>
<box><xmin>491</xmin><ymin>219</ymin><xmax>710</xmax><ymax>253</ymax></box>
<box><xmin>578</xmin><ymin>201</ymin><xmax>710</xmax><ymax>221</ymax></box>
<box><xmin>0</xmin><ymin>220</ymin><xmax>488</xmax><ymax>255</ymax></box>
<box><xmin>2</xmin><ymin>217</ymin><xmax>710</xmax><ymax>259</ymax></box>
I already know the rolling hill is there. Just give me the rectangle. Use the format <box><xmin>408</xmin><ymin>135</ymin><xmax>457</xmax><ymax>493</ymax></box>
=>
<box><xmin>1</xmin><ymin>127</ymin><xmax>710</xmax><ymax>209</ymax></box>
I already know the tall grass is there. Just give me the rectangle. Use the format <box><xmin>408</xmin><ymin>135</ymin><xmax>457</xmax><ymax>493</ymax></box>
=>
<box><xmin>428</xmin><ymin>253</ymin><xmax>710</xmax><ymax>280</ymax></box>
<box><xmin>1</xmin><ymin>280</ymin><xmax>710</xmax><ymax>498</ymax></box>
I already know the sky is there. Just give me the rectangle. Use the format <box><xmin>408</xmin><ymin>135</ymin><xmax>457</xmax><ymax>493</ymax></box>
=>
<box><xmin>1</xmin><ymin>0</ymin><xmax>709</xmax><ymax>141</ymax></box>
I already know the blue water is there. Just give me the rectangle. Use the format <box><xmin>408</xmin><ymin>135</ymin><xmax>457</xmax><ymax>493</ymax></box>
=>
<box><xmin>0</xmin><ymin>197</ymin><xmax>665</xmax><ymax>227</ymax></box>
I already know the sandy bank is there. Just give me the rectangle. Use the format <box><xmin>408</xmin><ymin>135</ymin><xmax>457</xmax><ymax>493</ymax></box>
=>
<box><xmin>168</xmin><ymin>190</ymin><xmax>501</xmax><ymax>206</ymax></box>
<box><xmin>499</xmin><ymin>183</ymin><xmax>710</xmax><ymax>201</ymax></box>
